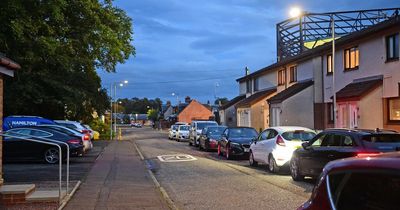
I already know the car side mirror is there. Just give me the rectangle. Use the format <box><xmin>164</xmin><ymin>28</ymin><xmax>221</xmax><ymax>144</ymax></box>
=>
<box><xmin>302</xmin><ymin>142</ymin><xmax>310</xmax><ymax>150</ymax></box>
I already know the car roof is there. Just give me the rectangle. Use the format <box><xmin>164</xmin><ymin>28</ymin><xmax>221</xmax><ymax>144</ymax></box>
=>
<box><xmin>268</xmin><ymin>126</ymin><xmax>315</xmax><ymax>133</ymax></box>
<box><xmin>193</xmin><ymin>121</ymin><xmax>217</xmax><ymax>123</ymax></box>
<box><xmin>323</xmin><ymin>152</ymin><xmax>400</xmax><ymax>175</ymax></box>
<box><xmin>324</xmin><ymin>128</ymin><xmax>398</xmax><ymax>135</ymax></box>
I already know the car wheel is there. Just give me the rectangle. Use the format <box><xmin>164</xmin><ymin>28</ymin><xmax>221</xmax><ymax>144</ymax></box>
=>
<box><xmin>226</xmin><ymin>146</ymin><xmax>231</xmax><ymax>160</ymax></box>
<box><xmin>44</xmin><ymin>148</ymin><xmax>60</xmax><ymax>164</ymax></box>
<box><xmin>189</xmin><ymin>139</ymin><xmax>193</xmax><ymax>146</ymax></box>
<box><xmin>268</xmin><ymin>155</ymin><xmax>280</xmax><ymax>173</ymax></box>
<box><xmin>199</xmin><ymin>142</ymin><xmax>203</xmax><ymax>151</ymax></box>
<box><xmin>249</xmin><ymin>151</ymin><xmax>258</xmax><ymax>167</ymax></box>
<box><xmin>290</xmin><ymin>157</ymin><xmax>304</xmax><ymax>181</ymax></box>
<box><xmin>217</xmin><ymin>144</ymin><xmax>222</xmax><ymax>156</ymax></box>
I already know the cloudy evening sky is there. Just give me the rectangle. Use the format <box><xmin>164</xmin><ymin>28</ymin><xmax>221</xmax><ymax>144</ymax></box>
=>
<box><xmin>98</xmin><ymin>0</ymin><xmax>399</xmax><ymax>105</ymax></box>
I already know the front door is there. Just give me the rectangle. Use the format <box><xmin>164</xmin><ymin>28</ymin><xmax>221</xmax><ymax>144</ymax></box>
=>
<box><xmin>337</xmin><ymin>102</ymin><xmax>358</xmax><ymax>129</ymax></box>
<box><xmin>349</xmin><ymin>103</ymin><xmax>358</xmax><ymax>129</ymax></box>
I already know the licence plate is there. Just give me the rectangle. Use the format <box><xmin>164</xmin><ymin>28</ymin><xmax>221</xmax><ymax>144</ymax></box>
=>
<box><xmin>244</xmin><ymin>148</ymin><xmax>250</xmax><ymax>152</ymax></box>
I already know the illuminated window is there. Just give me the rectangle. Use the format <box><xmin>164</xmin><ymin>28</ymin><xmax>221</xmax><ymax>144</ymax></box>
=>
<box><xmin>386</xmin><ymin>33</ymin><xmax>399</xmax><ymax>61</ymax></box>
<box><xmin>388</xmin><ymin>98</ymin><xmax>400</xmax><ymax>121</ymax></box>
<box><xmin>344</xmin><ymin>47</ymin><xmax>359</xmax><ymax>70</ymax></box>
<box><xmin>327</xmin><ymin>54</ymin><xmax>333</xmax><ymax>74</ymax></box>
<box><xmin>278</xmin><ymin>69</ymin><xmax>285</xmax><ymax>85</ymax></box>
<box><xmin>289</xmin><ymin>66</ymin><xmax>297</xmax><ymax>83</ymax></box>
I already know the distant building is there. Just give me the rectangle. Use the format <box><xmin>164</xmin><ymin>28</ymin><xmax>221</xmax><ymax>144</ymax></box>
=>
<box><xmin>177</xmin><ymin>100</ymin><xmax>213</xmax><ymax>124</ymax></box>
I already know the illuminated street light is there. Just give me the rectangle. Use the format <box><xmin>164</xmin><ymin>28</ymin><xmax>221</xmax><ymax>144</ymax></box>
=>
<box><xmin>110</xmin><ymin>80</ymin><xmax>129</xmax><ymax>140</ymax></box>
<box><xmin>289</xmin><ymin>7</ymin><xmax>302</xmax><ymax>18</ymax></box>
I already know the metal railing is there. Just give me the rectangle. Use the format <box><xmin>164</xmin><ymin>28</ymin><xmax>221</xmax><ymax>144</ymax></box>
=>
<box><xmin>0</xmin><ymin>132</ymin><xmax>72</xmax><ymax>203</ymax></box>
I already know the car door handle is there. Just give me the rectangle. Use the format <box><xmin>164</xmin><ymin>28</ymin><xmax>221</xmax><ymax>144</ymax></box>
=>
<box><xmin>328</xmin><ymin>154</ymin><xmax>335</xmax><ymax>158</ymax></box>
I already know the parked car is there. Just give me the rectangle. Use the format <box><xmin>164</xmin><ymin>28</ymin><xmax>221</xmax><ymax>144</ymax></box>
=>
<box><xmin>249</xmin><ymin>126</ymin><xmax>316</xmax><ymax>173</ymax></box>
<box><xmin>290</xmin><ymin>128</ymin><xmax>400</xmax><ymax>181</ymax></box>
<box><xmin>83</xmin><ymin>124</ymin><xmax>95</xmax><ymax>139</ymax></box>
<box><xmin>168</xmin><ymin>125</ymin><xmax>179</xmax><ymax>140</ymax></box>
<box><xmin>54</xmin><ymin>120</ymin><xmax>91</xmax><ymax>137</ymax></box>
<box><xmin>176</xmin><ymin>125</ymin><xmax>190</xmax><ymax>142</ymax></box>
<box><xmin>3</xmin><ymin>116</ymin><xmax>56</xmax><ymax>131</ymax></box>
<box><xmin>298</xmin><ymin>152</ymin><xmax>400</xmax><ymax>210</ymax></box>
<box><xmin>4</xmin><ymin>127</ymin><xmax>84</xmax><ymax>164</ymax></box>
<box><xmin>199</xmin><ymin>126</ymin><xmax>227</xmax><ymax>151</ymax></box>
<box><xmin>131</xmin><ymin>122</ymin><xmax>142</xmax><ymax>128</ymax></box>
<box><xmin>189</xmin><ymin>121</ymin><xmax>218</xmax><ymax>146</ymax></box>
<box><xmin>218</xmin><ymin>127</ymin><xmax>258</xmax><ymax>159</ymax></box>
<box><xmin>37</xmin><ymin>124</ymin><xmax>93</xmax><ymax>152</ymax></box>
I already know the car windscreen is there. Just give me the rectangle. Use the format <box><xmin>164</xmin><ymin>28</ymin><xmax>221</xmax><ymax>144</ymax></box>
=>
<box><xmin>172</xmin><ymin>125</ymin><xmax>178</xmax><ymax>130</ymax></box>
<box><xmin>197</xmin><ymin>122</ymin><xmax>217</xmax><ymax>130</ymax></box>
<box><xmin>229</xmin><ymin>128</ymin><xmax>258</xmax><ymax>138</ymax></box>
<box><xmin>328</xmin><ymin>171</ymin><xmax>400</xmax><ymax>210</ymax></box>
<box><xmin>179</xmin><ymin>126</ymin><xmax>189</xmax><ymax>131</ymax></box>
<box><xmin>362</xmin><ymin>134</ymin><xmax>400</xmax><ymax>150</ymax></box>
<box><xmin>281</xmin><ymin>131</ymin><xmax>316</xmax><ymax>141</ymax></box>
<box><xmin>207</xmin><ymin>127</ymin><xmax>226</xmax><ymax>136</ymax></box>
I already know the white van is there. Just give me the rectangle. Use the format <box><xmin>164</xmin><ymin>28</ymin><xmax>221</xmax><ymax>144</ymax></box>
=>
<box><xmin>189</xmin><ymin>121</ymin><xmax>218</xmax><ymax>146</ymax></box>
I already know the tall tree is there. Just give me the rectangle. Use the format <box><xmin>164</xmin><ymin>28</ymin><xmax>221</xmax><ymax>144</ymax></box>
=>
<box><xmin>0</xmin><ymin>0</ymin><xmax>135</xmax><ymax>122</ymax></box>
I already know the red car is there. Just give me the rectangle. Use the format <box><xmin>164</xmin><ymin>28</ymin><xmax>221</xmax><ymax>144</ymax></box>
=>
<box><xmin>298</xmin><ymin>152</ymin><xmax>400</xmax><ymax>210</ymax></box>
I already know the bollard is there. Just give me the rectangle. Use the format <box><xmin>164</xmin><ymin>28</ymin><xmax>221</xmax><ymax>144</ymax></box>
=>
<box><xmin>118</xmin><ymin>128</ymin><xmax>122</xmax><ymax>140</ymax></box>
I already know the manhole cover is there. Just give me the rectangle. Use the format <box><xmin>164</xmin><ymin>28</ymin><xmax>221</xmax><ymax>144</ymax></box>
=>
<box><xmin>157</xmin><ymin>154</ymin><xmax>197</xmax><ymax>162</ymax></box>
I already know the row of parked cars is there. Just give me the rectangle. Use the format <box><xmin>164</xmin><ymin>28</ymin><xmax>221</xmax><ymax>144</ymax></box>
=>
<box><xmin>2</xmin><ymin>116</ymin><xmax>98</xmax><ymax>164</ymax></box>
<box><xmin>169</xmin><ymin>121</ymin><xmax>400</xmax><ymax>210</ymax></box>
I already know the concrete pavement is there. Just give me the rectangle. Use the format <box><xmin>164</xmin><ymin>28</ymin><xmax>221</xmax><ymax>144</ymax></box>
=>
<box><xmin>64</xmin><ymin>140</ymin><xmax>169</xmax><ymax>210</ymax></box>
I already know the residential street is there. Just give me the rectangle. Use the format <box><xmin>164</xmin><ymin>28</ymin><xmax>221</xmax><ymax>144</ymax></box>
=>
<box><xmin>129</xmin><ymin>127</ymin><xmax>314</xmax><ymax>210</ymax></box>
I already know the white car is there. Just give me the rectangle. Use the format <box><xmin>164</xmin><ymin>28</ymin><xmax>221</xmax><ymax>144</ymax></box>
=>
<box><xmin>177</xmin><ymin>125</ymin><xmax>190</xmax><ymax>142</ymax></box>
<box><xmin>249</xmin><ymin>126</ymin><xmax>316</xmax><ymax>173</ymax></box>
<box><xmin>168</xmin><ymin>125</ymin><xmax>179</xmax><ymax>140</ymax></box>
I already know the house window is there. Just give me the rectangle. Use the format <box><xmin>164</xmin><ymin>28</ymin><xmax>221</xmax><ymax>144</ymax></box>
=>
<box><xmin>246</xmin><ymin>80</ymin><xmax>252</xmax><ymax>93</ymax></box>
<box><xmin>289</xmin><ymin>66</ymin><xmax>297</xmax><ymax>83</ymax></box>
<box><xmin>254</xmin><ymin>78</ymin><xmax>259</xmax><ymax>91</ymax></box>
<box><xmin>386</xmin><ymin>33</ymin><xmax>399</xmax><ymax>61</ymax></box>
<box><xmin>327</xmin><ymin>103</ymin><xmax>334</xmax><ymax>123</ymax></box>
<box><xmin>344</xmin><ymin>46</ymin><xmax>359</xmax><ymax>70</ymax></box>
<box><xmin>327</xmin><ymin>54</ymin><xmax>333</xmax><ymax>75</ymax></box>
<box><xmin>278</xmin><ymin>69</ymin><xmax>285</xmax><ymax>85</ymax></box>
<box><xmin>388</xmin><ymin>98</ymin><xmax>400</xmax><ymax>121</ymax></box>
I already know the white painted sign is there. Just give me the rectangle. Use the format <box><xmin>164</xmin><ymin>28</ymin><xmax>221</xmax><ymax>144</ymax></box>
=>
<box><xmin>157</xmin><ymin>154</ymin><xmax>197</xmax><ymax>162</ymax></box>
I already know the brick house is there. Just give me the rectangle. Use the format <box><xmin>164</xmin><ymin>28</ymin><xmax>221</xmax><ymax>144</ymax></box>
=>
<box><xmin>0</xmin><ymin>54</ymin><xmax>21</xmax><ymax>185</ymax></box>
<box><xmin>177</xmin><ymin>100</ymin><xmax>213</xmax><ymax>124</ymax></box>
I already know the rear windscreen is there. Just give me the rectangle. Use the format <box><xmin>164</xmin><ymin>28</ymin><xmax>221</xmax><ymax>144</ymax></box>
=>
<box><xmin>281</xmin><ymin>131</ymin><xmax>316</xmax><ymax>141</ymax></box>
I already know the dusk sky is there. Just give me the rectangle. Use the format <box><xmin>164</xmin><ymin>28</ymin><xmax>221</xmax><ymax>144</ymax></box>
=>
<box><xmin>98</xmin><ymin>0</ymin><xmax>399</xmax><ymax>105</ymax></box>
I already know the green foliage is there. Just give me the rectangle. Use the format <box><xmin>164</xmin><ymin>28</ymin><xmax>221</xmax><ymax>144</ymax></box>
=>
<box><xmin>147</xmin><ymin>109</ymin><xmax>159</xmax><ymax>121</ymax></box>
<box><xmin>118</xmin><ymin>98</ymin><xmax>162</xmax><ymax>114</ymax></box>
<box><xmin>1</xmin><ymin>0</ymin><xmax>135</xmax><ymax>121</ymax></box>
<box><xmin>89</xmin><ymin>118</ymin><xmax>111</xmax><ymax>139</ymax></box>
<box><xmin>215</xmin><ymin>97</ymin><xmax>229</xmax><ymax>106</ymax></box>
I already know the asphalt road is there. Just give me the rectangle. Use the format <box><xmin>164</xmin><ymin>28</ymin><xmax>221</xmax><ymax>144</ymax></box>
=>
<box><xmin>126</xmin><ymin>127</ymin><xmax>314</xmax><ymax>210</ymax></box>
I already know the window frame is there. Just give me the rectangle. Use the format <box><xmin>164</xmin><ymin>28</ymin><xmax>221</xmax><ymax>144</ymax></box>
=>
<box><xmin>246</xmin><ymin>80</ymin><xmax>252</xmax><ymax>93</ymax></box>
<box><xmin>344</xmin><ymin>46</ymin><xmax>359</xmax><ymax>71</ymax></box>
<box><xmin>327</xmin><ymin>54</ymin><xmax>333</xmax><ymax>75</ymax></box>
<box><xmin>253</xmin><ymin>78</ymin><xmax>259</xmax><ymax>92</ymax></box>
<box><xmin>387</xmin><ymin>97</ymin><xmax>400</xmax><ymax>124</ymax></box>
<box><xmin>289</xmin><ymin>65</ymin><xmax>297</xmax><ymax>83</ymax></box>
<box><xmin>277</xmin><ymin>69</ymin><xmax>286</xmax><ymax>86</ymax></box>
<box><xmin>327</xmin><ymin>102</ymin><xmax>334</xmax><ymax>124</ymax></box>
<box><xmin>386</xmin><ymin>33</ymin><xmax>399</xmax><ymax>62</ymax></box>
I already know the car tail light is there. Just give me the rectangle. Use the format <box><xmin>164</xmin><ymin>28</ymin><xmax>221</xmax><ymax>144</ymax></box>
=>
<box><xmin>82</xmin><ymin>135</ymin><xmax>90</xmax><ymax>141</ymax></box>
<box><xmin>356</xmin><ymin>152</ymin><xmax>380</xmax><ymax>158</ymax></box>
<box><xmin>276</xmin><ymin>135</ymin><xmax>286</xmax><ymax>146</ymax></box>
<box><xmin>67</xmin><ymin>139</ymin><xmax>81</xmax><ymax>144</ymax></box>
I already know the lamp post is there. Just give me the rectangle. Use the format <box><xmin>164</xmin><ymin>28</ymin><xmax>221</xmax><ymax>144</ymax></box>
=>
<box><xmin>289</xmin><ymin>7</ymin><xmax>336</xmax><ymax>127</ymax></box>
<box><xmin>110</xmin><ymin>80</ymin><xmax>128</xmax><ymax>140</ymax></box>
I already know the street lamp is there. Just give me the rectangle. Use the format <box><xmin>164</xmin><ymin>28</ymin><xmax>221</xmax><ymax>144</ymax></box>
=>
<box><xmin>289</xmin><ymin>7</ymin><xmax>336</xmax><ymax>127</ymax></box>
<box><xmin>110</xmin><ymin>80</ymin><xmax>128</xmax><ymax>140</ymax></box>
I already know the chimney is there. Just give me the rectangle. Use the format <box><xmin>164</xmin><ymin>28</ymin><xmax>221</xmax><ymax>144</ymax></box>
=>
<box><xmin>245</xmin><ymin>66</ymin><xmax>250</xmax><ymax>76</ymax></box>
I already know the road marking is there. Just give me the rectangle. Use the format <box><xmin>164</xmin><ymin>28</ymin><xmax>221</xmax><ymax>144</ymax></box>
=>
<box><xmin>157</xmin><ymin>154</ymin><xmax>197</xmax><ymax>162</ymax></box>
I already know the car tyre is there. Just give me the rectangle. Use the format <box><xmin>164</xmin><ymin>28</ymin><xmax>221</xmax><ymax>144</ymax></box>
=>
<box><xmin>249</xmin><ymin>151</ymin><xmax>258</xmax><ymax>166</ymax></box>
<box><xmin>268</xmin><ymin>155</ymin><xmax>280</xmax><ymax>173</ymax></box>
<box><xmin>198</xmin><ymin>142</ymin><xmax>203</xmax><ymax>151</ymax></box>
<box><xmin>189</xmin><ymin>138</ymin><xmax>193</xmax><ymax>146</ymax></box>
<box><xmin>44</xmin><ymin>147</ymin><xmax>60</xmax><ymax>164</ymax></box>
<box><xmin>290</xmin><ymin>157</ymin><xmax>304</xmax><ymax>181</ymax></box>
